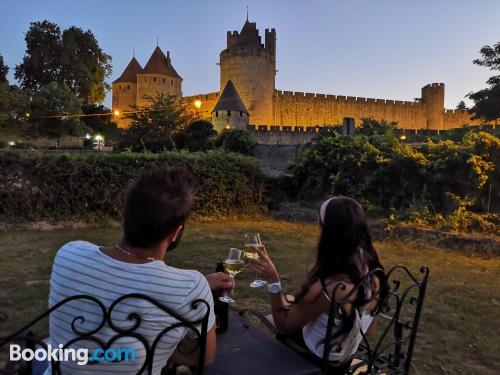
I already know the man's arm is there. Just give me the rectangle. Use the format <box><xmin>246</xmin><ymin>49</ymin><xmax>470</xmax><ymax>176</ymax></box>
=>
<box><xmin>169</xmin><ymin>324</ymin><xmax>216</xmax><ymax>367</ymax></box>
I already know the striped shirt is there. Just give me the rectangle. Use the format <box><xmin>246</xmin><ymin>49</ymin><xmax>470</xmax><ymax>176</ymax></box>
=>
<box><xmin>45</xmin><ymin>241</ymin><xmax>215</xmax><ymax>374</ymax></box>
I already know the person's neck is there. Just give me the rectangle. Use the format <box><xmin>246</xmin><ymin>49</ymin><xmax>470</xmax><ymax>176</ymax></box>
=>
<box><xmin>101</xmin><ymin>239</ymin><xmax>169</xmax><ymax>264</ymax></box>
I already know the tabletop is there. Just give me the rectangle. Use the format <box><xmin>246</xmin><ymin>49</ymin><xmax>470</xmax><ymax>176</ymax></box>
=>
<box><xmin>205</xmin><ymin>313</ymin><xmax>319</xmax><ymax>375</ymax></box>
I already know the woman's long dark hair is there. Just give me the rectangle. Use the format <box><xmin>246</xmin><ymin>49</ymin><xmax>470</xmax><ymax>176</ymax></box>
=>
<box><xmin>295</xmin><ymin>196</ymin><xmax>385</xmax><ymax>314</ymax></box>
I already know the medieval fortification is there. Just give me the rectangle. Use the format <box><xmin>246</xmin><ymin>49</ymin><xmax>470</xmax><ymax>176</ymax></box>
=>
<box><xmin>112</xmin><ymin>19</ymin><xmax>478</xmax><ymax>134</ymax></box>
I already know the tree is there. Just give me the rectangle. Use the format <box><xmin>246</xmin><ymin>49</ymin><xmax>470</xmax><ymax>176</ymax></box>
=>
<box><xmin>60</xmin><ymin>27</ymin><xmax>112</xmax><ymax>103</ymax></box>
<box><xmin>216</xmin><ymin>128</ymin><xmax>257</xmax><ymax>156</ymax></box>
<box><xmin>0</xmin><ymin>54</ymin><xmax>8</xmax><ymax>83</ymax></box>
<box><xmin>468</xmin><ymin>42</ymin><xmax>500</xmax><ymax>122</ymax></box>
<box><xmin>29</xmin><ymin>82</ymin><xmax>86</xmax><ymax>138</ymax></box>
<box><xmin>179</xmin><ymin>120</ymin><xmax>217</xmax><ymax>151</ymax></box>
<box><xmin>119</xmin><ymin>93</ymin><xmax>194</xmax><ymax>152</ymax></box>
<box><xmin>357</xmin><ymin>118</ymin><xmax>398</xmax><ymax>140</ymax></box>
<box><xmin>456</xmin><ymin>100</ymin><xmax>468</xmax><ymax>111</ymax></box>
<box><xmin>0</xmin><ymin>82</ymin><xmax>29</xmax><ymax>136</ymax></box>
<box><xmin>15</xmin><ymin>20</ymin><xmax>112</xmax><ymax>104</ymax></box>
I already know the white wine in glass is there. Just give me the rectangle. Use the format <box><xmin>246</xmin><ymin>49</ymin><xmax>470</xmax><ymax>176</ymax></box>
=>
<box><xmin>244</xmin><ymin>233</ymin><xmax>266</xmax><ymax>288</ymax></box>
<box><xmin>219</xmin><ymin>248</ymin><xmax>244</xmax><ymax>304</ymax></box>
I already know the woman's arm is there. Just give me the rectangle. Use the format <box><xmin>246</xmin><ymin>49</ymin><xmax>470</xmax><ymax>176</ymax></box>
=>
<box><xmin>247</xmin><ymin>247</ymin><xmax>329</xmax><ymax>334</ymax></box>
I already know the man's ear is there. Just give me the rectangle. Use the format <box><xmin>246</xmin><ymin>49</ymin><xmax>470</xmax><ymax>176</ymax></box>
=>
<box><xmin>170</xmin><ymin>225</ymin><xmax>183</xmax><ymax>242</ymax></box>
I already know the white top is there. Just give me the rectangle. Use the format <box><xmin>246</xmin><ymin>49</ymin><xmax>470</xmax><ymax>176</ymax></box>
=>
<box><xmin>45</xmin><ymin>240</ymin><xmax>215</xmax><ymax>375</ymax></box>
<box><xmin>302</xmin><ymin>311</ymin><xmax>373</xmax><ymax>363</ymax></box>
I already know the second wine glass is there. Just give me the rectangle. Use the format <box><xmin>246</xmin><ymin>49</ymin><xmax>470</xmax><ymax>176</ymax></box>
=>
<box><xmin>243</xmin><ymin>233</ymin><xmax>266</xmax><ymax>288</ymax></box>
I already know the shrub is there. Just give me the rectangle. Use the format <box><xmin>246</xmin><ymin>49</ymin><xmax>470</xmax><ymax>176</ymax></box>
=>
<box><xmin>216</xmin><ymin>129</ymin><xmax>257</xmax><ymax>156</ymax></box>
<box><xmin>177</xmin><ymin>120</ymin><xmax>217</xmax><ymax>151</ymax></box>
<box><xmin>0</xmin><ymin>150</ymin><xmax>265</xmax><ymax>222</ymax></box>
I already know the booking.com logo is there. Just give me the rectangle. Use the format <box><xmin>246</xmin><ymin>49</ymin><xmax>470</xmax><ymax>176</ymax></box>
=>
<box><xmin>10</xmin><ymin>344</ymin><xmax>136</xmax><ymax>365</ymax></box>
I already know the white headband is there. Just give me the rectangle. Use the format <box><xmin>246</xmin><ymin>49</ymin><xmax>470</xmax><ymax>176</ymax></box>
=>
<box><xmin>319</xmin><ymin>197</ymin><xmax>335</xmax><ymax>224</ymax></box>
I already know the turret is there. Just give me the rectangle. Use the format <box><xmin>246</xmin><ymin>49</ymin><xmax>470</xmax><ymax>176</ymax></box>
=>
<box><xmin>112</xmin><ymin>56</ymin><xmax>143</xmax><ymax>128</ymax></box>
<box><xmin>421</xmin><ymin>83</ymin><xmax>445</xmax><ymax>130</ymax></box>
<box><xmin>220</xmin><ymin>20</ymin><xmax>276</xmax><ymax>125</ymax></box>
<box><xmin>136</xmin><ymin>46</ymin><xmax>183</xmax><ymax>107</ymax></box>
<box><xmin>211</xmin><ymin>80</ymin><xmax>250</xmax><ymax>132</ymax></box>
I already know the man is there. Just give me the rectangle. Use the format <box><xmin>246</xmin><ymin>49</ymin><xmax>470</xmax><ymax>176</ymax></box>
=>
<box><xmin>46</xmin><ymin>167</ymin><xmax>232</xmax><ymax>374</ymax></box>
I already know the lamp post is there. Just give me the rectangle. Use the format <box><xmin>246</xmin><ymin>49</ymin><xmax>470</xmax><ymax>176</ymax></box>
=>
<box><xmin>194</xmin><ymin>100</ymin><xmax>202</xmax><ymax>119</ymax></box>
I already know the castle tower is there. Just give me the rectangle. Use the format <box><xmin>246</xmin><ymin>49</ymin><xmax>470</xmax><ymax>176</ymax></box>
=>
<box><xmin>211</xmin><ymin>80</ymin><xmax>250</xmax><ymax>132</ymax></box>
<box><xmin>220</xmin><ymin>20</ymin><xmax>276</xmax><ymax>125</ymax></box>
<box><xmin>421</xmin><ymin>83</ymin><xmax>445</xmax><ymax>130</ymax></box>
<box><xmin>136</xmin><ymin>47</ymin><xmax>183</xmax><ymax>107</ymax></box>
<box><xmin>112</xmin><ymin>56</ymin><xmax>143</xmax><ymax>128</ymax></box>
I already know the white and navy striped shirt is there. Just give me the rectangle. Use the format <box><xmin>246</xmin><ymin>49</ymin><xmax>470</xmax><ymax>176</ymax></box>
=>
<box><xmin>46</xmin><ymin>241</ymin><xmax>215</xmax><ymax>374</ymax></box>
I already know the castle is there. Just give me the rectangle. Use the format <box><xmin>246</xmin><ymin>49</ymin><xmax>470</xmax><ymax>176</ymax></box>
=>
<box><xmin>112</xmin><ymin>19</ymin><xmax>478</xmax><ymax>132</ymax></box>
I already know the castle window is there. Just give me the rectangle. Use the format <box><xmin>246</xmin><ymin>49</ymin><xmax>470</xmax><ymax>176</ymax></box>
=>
<box><xmin>153</xmin><ymin>77</ymin><xmax>157</xmax><ymax>82</ymax></box>
<box><xmin>171</xmin><ymin>80</ymin><xmax>173</xmax><ymax>86</ymax></box>
<box><xmin>228</xmin><ymin>111</ymin><xmax>231</xmax><ymax>116</ymax></box>
<box><xmin>127</xmin><ymin>85</ymin><xmax>130</xmax><ymax>90</ymax></box>
<box><xmin>240</xmin><ymin>111</ymin><xmax>243</xmax><ymax>117</ymax></box>
<box><xmin>215</xmin><ymin>111</ymin><xmax>219</xmax><ymax>117</ymax></box>
<box><xmin>163</xmin><ymin>78</ymin><xmax>166</xmax><ymax>83</ymax></box>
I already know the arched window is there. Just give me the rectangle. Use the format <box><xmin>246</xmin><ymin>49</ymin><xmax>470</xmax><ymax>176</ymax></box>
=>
<box><xmin>215</xmin><ymin>111</ymin><xmax>219</xmax><ymax>118</ymax></box>
<box><xmin>153</xmin><ymin>77</ymin><xmax>157</xmax><ymax>82</ymax></box>
<box><xmin>228</xmin><ymin>111</ymin><xmax>231</xmax><ymax>117</ymax></box>
<box><xmin>163</xmin><ymin>78</ymin><xmax>166</xmax><ymax>83</ymax></box>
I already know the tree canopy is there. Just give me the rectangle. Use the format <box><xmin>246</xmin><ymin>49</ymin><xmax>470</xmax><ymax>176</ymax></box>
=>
<box><xmin>119</xmin><ymin>93</ymin><xmax>194</xmax><ymax>152</ymax></box>
<box><xmin>0</xmin><ymin>54</ymin><xmax>8</xmax><ymax>83</ymax></box>
<box><xmin>468</xmin><ymin>42</ymin><xmax>500</xmax><ymax>122</ymax></box>
<box><xmin>14</xmin><ymin>20</ymin><xmax>112</xmax><ymax>104</ymax></box>
<box><xmin>28</xmin><ymin>82</ymin><xmax>87</xmax><ymax>138</ymax></box>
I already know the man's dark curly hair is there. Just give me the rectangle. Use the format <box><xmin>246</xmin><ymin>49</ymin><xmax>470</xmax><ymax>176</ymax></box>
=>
<box><xmin>123</xmin><ymin>166</ymin><xmax>197</xmax><ymax>248</ymax></box>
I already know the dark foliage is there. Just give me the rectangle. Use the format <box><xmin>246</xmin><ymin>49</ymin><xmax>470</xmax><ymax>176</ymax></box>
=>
<box><xmin>0</xmin><ymin>151</ymin><xmax>265</xmax><ymax>222</ymax></box>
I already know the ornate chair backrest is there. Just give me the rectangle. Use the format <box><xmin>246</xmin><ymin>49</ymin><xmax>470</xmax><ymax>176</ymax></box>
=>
<box><xmin>322</xmin><ymin>265</ymin><xmax>429</xmax><ymax>375</ymax></box>
<box><xmin>0</xmin><ymin>293</ymin><xmax>210</xmax><ymax>375</ymax></box>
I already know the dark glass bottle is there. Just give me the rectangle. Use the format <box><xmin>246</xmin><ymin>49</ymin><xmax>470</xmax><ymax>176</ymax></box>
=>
<box><xmin>214</xmin><ymin>260</ymin><xmax>229</xmax><ymax>334</ymax></box>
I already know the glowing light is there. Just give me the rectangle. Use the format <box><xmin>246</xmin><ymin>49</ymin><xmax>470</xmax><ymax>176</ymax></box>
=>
<box><xmin>25</xmin><ymin>113</ymin><xmax>30</xmax><ymax>118</ymax></box>
<box><xmin>114</xmin><ymin>110</ymin><xmax>120</xmax><ymax>117</ymax></box>
<box><xmin>225</xmin><ymin>125</ymin><xmax>231</xmax><ymax>129</ymax></box>
<box><xmin>85</xmin><ymin>134</ymin><xmax>91</xmax><ymax>140</ymax></box>
<box><xmin>194</xmin><ymin>100</ymin><xmax>202</xmax><ymax>109</ymax></box>
<box><xmin>94</xmin><ymin>134</ymin><xmax>103</xmax><ymax>141</ymax></box>
<box><xmin>400</xmin><ymin>135</ymin><xmax>407</xmax><ymax>141</ymax></box>
<box><xmin>8</xmin><ymin>141</ymin><xmax>15</xmax><ymax>146</ymax></box>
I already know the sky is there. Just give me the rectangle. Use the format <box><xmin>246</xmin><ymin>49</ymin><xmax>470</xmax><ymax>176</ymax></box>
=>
<box><xmin>1</xmin><ymin>0</ymin><xmax>499</xmax><ymax>109</ymax></box>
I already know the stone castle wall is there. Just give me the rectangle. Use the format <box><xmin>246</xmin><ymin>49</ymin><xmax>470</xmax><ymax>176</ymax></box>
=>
<box><xmin>181</xmin><ymin>92</ymin><xmax>220</xmax><ymax>119</ymax></box>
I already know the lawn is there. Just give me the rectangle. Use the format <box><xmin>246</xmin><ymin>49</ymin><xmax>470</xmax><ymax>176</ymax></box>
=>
<box><xmin>0</xmin><ymin>219</ymin><xmax>499</xmax><ymax>374</ymax></box>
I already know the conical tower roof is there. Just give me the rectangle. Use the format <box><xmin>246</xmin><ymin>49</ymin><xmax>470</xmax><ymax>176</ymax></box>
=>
<box><xmin>142</xmin><ymin>46</ymin><xmax>182</xmax><ymax>79</ymax></box>
<box><xmin>113</xmin><ymin>57</ymin><xmax>143</xmax><ymax>83</ymax></box>
<box><xmin>213</xmin><ymin>80</ymin><xmax>249</xmax><ymax>115</ymax></box>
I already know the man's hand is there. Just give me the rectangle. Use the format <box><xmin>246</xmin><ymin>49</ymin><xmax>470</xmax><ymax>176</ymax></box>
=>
<box><xmin>206</xmin><ymin>272</ymin><xmax>235</xmax><ymax>293</ymax></box>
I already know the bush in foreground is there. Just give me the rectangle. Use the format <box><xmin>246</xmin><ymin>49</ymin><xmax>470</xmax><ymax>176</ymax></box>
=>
<box><xmin>0</xmin><ymin>150</ymin><xmax>265</xmax><ymax>221</ymax></box>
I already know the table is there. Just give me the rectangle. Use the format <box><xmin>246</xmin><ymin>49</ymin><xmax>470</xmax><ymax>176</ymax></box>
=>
<box><xmin>205</xmin><ymin>313</ymin><xmax>319</xmax><ymax>375</ymax></box>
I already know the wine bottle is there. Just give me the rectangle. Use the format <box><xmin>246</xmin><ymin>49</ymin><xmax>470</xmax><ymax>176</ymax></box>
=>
<box><xmin>214</xmin><ymin>260</ymin><xmax>229</xmax><ymax>334</ymax></box>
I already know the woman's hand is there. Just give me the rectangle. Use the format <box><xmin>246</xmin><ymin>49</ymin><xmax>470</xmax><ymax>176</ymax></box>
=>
<box><xmin>246</xmin><ymin>245</ymin><xmax>280</xmax><ymax>284</ymax></box>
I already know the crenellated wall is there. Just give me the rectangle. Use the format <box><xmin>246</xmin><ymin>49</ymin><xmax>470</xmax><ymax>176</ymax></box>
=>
<box><xmin>272</xmin><ymin>90</ymin><xmax>430</xmax><ymax>129</ymax></box>
<box><xmin>181</xmin><ymin>92</ymin><xmax>220</xmax><ymax>120</ymax></box>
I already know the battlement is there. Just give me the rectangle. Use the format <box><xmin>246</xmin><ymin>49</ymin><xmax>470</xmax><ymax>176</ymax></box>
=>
<box><xmin>220</xmin><ymin>47</ymin><xmax>274</xmax><ymax>59</ymax></box>
<box><xmin>274</xmin><ymin>90</ymin><xmax>421</xmax><ymax>106</ymax></box>
<box><xmin>423</xmin><ymin>82</ymin><xmax>445</xmax><ymax>88</ymax></box>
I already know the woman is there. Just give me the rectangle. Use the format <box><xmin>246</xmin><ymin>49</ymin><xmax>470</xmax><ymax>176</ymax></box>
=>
<box><xmin>247</xmin><ymin>196</ymin><xmax>385</xmax><ymax>372</ymax></box>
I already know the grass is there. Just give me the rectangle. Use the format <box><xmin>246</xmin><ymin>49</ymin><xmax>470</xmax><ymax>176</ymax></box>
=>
<box><xmin>0</xmin><ymin>218</ymin><xmax>499</xmax><ymax>374</ymax></box>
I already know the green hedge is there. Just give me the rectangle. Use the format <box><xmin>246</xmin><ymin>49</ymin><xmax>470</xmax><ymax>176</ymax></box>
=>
<box><xmin>0</xmin><ymin>150</ymin><xmax>265</xmax><ymax>222</ymax></box>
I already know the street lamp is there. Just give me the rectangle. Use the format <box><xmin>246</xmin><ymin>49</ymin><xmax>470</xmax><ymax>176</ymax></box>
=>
<box><xmin>194</xmin><ymin>100</ymin><xmax>202</xmax><ymax>109</ymax></box>
<box><xmin>113</xmin><ymin>110</ymin><xmax>120</xmax><ymax>117</ymax></box>
<box><xmin>400</xmin><ymin>134</ymin><xmax>407</xmax><ymax>141</ymax></box>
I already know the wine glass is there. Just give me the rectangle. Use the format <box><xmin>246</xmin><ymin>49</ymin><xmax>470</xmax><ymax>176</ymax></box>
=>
<box><xmin>219</xmin><ymin>248</ymin><xmax>244</xmax><ymax>304</ymax></box>
<box><xmin>243</xmin><ymin>233</ymin><xmax>266</xmax><ymax>288</ymax></box>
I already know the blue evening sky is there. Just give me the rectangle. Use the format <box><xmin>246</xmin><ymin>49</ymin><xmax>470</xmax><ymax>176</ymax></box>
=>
<box><xmin>1</xmin><ymin>0</ymin><xmax>499</xmax><ymax>109</ymax></box>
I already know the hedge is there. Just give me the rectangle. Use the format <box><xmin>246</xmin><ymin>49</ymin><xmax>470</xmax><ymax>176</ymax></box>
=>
<box><xmin>0</xmin><ymin>150</ymin><xmax>265</xmax><ymax>222</ymax></box>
